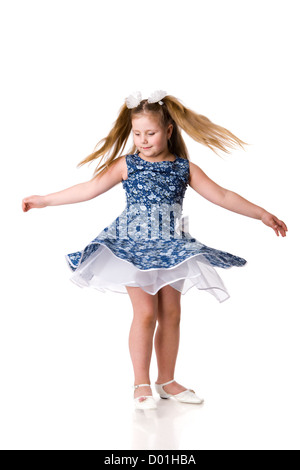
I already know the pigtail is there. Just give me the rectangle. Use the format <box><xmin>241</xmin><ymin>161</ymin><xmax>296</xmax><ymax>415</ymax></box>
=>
<box><xmin>163</xmin><ymin>95</ymin><xmax>248</xmax><ymax>157</ymax></box>
<box><xmin>77</xmin><ymin>102</ymin><xmax>132</xmax><ymax>178</ymax></box>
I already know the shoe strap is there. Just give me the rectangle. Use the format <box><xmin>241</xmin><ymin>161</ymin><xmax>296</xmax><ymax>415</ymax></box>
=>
<box><xmin>158</xmin><ymin>379</ymin><xmax>175</xmax><ymax>387</ymax></box>
<box><xmin>133</xmin><ymin>383</ymin><xmax>151</xmax><ymax>389</ymax></box>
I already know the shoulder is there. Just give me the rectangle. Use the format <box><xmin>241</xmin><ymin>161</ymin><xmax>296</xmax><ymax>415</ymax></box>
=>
<box><xmin>186</xmin><ymin>160</ymin><xmax>204</xmax><ymax>185</ymax></box>
<box><xmin>188</xmin><ymin>161</ymin><xmax>199</xmax><ymax>170</ymax></box>
<box><xmin>113</xmin><ymin>154</ymin><xmax>129</xmax><ymax>181</ymax></box>
<box><xmin>188</xmin><ymin>160</ymin><xmax>204</xmax><ymax>175</ymax></box>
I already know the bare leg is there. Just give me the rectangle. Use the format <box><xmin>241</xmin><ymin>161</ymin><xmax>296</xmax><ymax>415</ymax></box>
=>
<box><xmin>154</xmin><ymin>285</ymin><xmax>187</xmax><ymax>394</ymax></box>
<box><xmin>126</xmin><ymin>286</ymin><xmax>158</xmax><ymax>403</ymax></box>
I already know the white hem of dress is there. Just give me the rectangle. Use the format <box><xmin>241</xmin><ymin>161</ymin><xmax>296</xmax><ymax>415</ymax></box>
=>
<box><xmin>64</xmin><ymin>243</ymin><xmax>245</xmax><ymax>303</ymax></box>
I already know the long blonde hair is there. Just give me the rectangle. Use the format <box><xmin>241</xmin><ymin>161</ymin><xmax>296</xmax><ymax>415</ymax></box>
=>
<box><xmin>77</xmin><ymin>94</ymin><xmax>248</xmax><ymax>179</ymax></box>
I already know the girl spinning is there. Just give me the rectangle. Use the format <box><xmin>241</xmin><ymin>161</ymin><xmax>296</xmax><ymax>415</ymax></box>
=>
<box><xmin>22</xmin><ymin>90</ymin><xmax>287</xmax><ymax>410</ymax></box>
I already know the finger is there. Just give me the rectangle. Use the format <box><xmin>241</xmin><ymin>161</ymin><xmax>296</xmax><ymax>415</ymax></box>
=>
<box><xmin>22</xmin><ymin>199</ymin><xmax>28</xmax><ymax>211</ymax></box>
<box><xmin>278</xmin><ymin>221</ymin><xmax>287</xmax><ymax>235</ymax></box>
<box><xmin>279</xmin><ymin>223</ymin><xmax>286</xmax><ymax>234</ymax></box>
<box><xmin>278</xmin><ymin>227</ymin><xmax>285</xmax><ymax>237</ymax></box>
<box><xmin>269</xmin><ymin>216</ymin><xmax>286</xmax><ymax>236</ymax></box>
<box><xmin>273</xmin><ymin>216</ymin><xmax>282</xmax><ymax>226</ymax></box>
<box><xmin>276</xmin><ymin>218</ymin><xmax>288</xmax><ymax>232</ymax></box>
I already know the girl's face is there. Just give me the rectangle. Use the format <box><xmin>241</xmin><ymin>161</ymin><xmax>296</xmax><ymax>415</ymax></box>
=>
<box><xmin>131</xmin><ymin>114</ymin><xmax>173</xmax><ymax>159</ymax></box>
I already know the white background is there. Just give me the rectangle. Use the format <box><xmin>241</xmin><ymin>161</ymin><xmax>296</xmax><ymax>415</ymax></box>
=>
<box><xmin>0</xmin><ymin>0</ymin><xmax>299</xmax><ymax>450</ymax></box>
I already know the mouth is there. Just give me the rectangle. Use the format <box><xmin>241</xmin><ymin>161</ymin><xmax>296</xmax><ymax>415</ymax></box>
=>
<box><xmin>142</xmin><ymin>147</ymin><xmax>151</xmax><ymax>150</ymax></box>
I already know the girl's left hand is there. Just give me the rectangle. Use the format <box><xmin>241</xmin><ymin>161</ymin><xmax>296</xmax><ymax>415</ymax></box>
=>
<box><xmin>261</xmin><ymin>212</ymin><xmax>288</xmax><ymax>237</ymax></box>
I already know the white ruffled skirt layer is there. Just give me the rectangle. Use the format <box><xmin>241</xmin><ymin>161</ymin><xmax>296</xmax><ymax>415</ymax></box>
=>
<box><xmin>66</xmin><ymin>244</ymin><xmax>231</xmax><ymax>303</ymax></box>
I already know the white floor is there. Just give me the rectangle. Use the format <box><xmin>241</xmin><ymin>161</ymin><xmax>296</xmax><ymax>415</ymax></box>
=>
<box><xmin>1</xmin><ymin>259</ymin><xmax>299</xmax><ymax>450</ymax></box>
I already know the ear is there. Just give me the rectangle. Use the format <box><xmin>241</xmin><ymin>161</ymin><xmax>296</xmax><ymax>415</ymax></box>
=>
<box><xmin>167</xmin><ymin>123</ymin><xmax>173</xmax><ymax>139</ymax></box>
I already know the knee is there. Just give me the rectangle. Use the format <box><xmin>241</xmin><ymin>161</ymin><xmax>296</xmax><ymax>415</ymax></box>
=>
<box><xmin>134</xmin><ymin>309</ymin><xmax>157</xmax><ymax>327</ymax></box>
<box><xmin>158</xmin><ymin>307</ymin><xmax>181</xmax><ymax>325</ymax></box>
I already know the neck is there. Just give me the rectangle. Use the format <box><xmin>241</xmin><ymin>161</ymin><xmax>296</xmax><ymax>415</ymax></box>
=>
<box><xmin>137</xmin><ymin>149</ymin><xmax>176</xmax><ymax>162</ymax></box>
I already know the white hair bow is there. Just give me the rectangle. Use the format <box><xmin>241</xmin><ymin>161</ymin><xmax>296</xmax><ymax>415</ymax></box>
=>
<box><xmin>125</xmin><ymin>90</ymin><xmax>167</xmax><ymax>109</ymax></box>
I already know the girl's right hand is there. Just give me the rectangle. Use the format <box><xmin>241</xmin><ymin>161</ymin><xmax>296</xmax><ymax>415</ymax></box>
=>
<box><xmin>22</xmin><ymin>195</ymin><xmax>47</xmax><ymax>212</ymax></box>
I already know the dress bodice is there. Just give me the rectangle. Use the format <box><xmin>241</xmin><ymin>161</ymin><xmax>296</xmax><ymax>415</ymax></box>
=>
<box><xmin>122</xmin><ymin>153</ymin><xmax>189</xmax><ymax>207</ymax></box>
<box><xmin>119</xmin><ymin>153</ymin><xmax>191</xmax><ymax>241</ymax></box>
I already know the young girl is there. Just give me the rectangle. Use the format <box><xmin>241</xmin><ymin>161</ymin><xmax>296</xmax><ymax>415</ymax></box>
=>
<box><xmin>22</xmin><ymin>90</ymin><xmax>287</xmax><ymax>410</ymax></box>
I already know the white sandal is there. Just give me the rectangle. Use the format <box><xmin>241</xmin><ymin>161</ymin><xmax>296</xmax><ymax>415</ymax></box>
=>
<box><xmin>133</xmin><ymin>383</ymin><xmax>157</xmax><ymax>410</ymax></box>
<box><xmin>155</xmin><ymin>379</ymin><xmax>204</xmax><ymax>404</ymax></box>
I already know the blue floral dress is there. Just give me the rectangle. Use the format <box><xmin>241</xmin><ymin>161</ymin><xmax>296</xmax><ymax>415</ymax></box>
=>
<box><xmin>65</xmin><ymin>152</ymin><xmax>247</xmax><ymax>302</ymax></box>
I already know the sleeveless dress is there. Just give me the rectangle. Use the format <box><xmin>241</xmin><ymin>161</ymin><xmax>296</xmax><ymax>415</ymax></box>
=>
<box><xmin>65</xmin><ymin>152</ymin><xmax>247</xmax><ymax>302</ymax></box>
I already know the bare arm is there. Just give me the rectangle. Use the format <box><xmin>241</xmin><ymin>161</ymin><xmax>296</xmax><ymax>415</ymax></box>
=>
<box><xmin>189</xmin><ymin>161</ymin><xmax>288</xmax><ymax>237</ymax></box>
<box><xmin>22</xmin><ymin>156</ymin><xmax>126</xmax><ymax>212</ymax></box>
<box><xmin>214</xmin><ymin>189</ymin><xmax>266</xmax><ymax>219</ymax></box>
